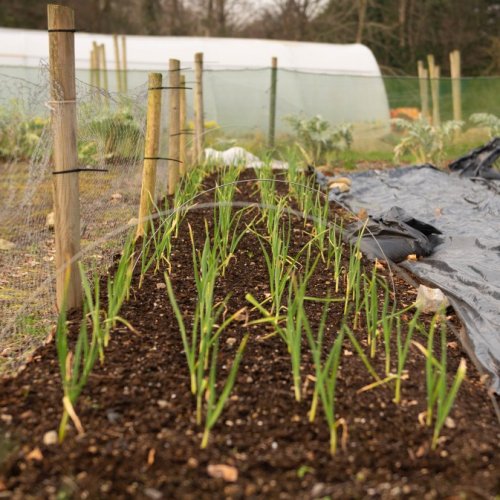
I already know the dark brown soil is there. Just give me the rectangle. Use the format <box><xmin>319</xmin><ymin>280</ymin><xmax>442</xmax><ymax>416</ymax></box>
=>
<box><xmin>0</xmin><ymin>169</ymin><xmax>498</xmax><ymax>499</ymax></box>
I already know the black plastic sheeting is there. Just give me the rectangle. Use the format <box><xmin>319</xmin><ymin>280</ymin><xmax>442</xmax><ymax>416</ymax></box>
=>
<box><xmin>449</xmin><ymin>137</ymin><xmax>500</xmax><ymax>180</ymax></box>
<box><xmin>347</xmin><ymin>206</ymin><xmax>442</xmax><ymax>263</ymax></box>
<box><xmin>324</xmin><ymin>152</ymin><xmax>500</xmax><ymax>394</ymax></box>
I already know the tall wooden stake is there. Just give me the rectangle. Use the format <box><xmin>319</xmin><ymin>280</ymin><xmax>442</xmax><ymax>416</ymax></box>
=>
<box><xmin>179</xmin><ymin>74</ymin><xmax>187</xmax><ymax>176</ymax></box>
<box><xmin>427</xmin><ymin>54</ymin><xmax>441</xmax><ymax>126</ymax></box>
<box><xmin>92</xmin><ymin>41</ymin><xmax>101</xmax><ymax>90</ymax></box>
<box><xmin>417</xmin><ymin>60</ymin><xmax>430</xmax><ymax>122</ymax></box>
<box><xmin>90</xmin><ymin>47</ymin><xmax>96</xmax><ymax>87</ymax></box>
<box><xmin>99</xmin><ymin>44</ymin><xmax>109</xmax><ymax>95</ymax></box>
<box><xmin>137</xmin><ymin>73</ymin><xmax>163</xmax><ymax>238</ymax></box>
<box><xmin>47</xmin><ymin>4</ymin><xmax>81</xmax><ymax>310</ymax></box>
<box><xmin>113</xmin><ymin>34</ymin><xmax>122</xmax><ymax>93</ymax></box>
<box><xmin>121</xmin><ymin>35</ymin><xmax>128</xmax><ymax>94</ymax></box>
<box><xmin>268</xmin><ymin>56</ymin><xmax>278</xmax><ymax>148</ymax></box>
<box><xmin>168</xmin><ymin>59</ymin><xmax>181</xmax><ymax>196</ymax></box>
<box><xmin>194</xmin><ymin>52</ymin><xmax>204</xmax><ymax>165</ymax></box>
<box><xmin>450</xmin><ymin>49</ymin><xmax>462</xmax><ymax>121</ymax></box>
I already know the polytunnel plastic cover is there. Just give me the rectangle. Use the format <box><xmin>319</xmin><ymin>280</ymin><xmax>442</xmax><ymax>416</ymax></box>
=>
<box><xmin>327</xmin><ymin>145</ymin><xmax>500</xmax><ymax>393</ymax></box>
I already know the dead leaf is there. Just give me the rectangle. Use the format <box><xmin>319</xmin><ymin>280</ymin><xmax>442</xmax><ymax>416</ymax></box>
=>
<box><xmin>207</xmin><ymin>464</ymin><xmax>238</xmax><ymax>482</ymax></box>
<box><xmin>415</xmin><ymin>443</ymin><xmax>428</xmax><ymax>458</ymax></box>
<box><xmin>147</xmin><ymin>448</ymin><xmax>156</xmax><ymax>466</ymax></box>
<box><xmin>26</xmin><ymin>447</ymin><xmax>43</xmax><ymax>461</ymax></box>
<box><xmin>357</xmin><ymin>208</ymin><xmax>368</xmax><ymax>220</ymax></box>
<box><xmin>417</xmin><ymin>411</ymin><xmax>427</xmax><ymax>426</ymax></box>
<box><xmin>374</xmin><ymin>259</ymin><xmax>385</xmax><ymax>270</ymax></box>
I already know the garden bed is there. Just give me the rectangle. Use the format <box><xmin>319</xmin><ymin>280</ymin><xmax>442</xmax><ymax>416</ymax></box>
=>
<box><xmin>0</xmin><ymin>168</ymin><xmax>498</xmax><ymax>499</ymax></box>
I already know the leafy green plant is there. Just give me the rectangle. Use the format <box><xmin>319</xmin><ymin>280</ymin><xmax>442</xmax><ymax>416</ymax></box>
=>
<box><xmin>0</xmin><ymin>101</ymin><xmax>47</xmax><ymax>160</ymax></box>
<box><xmin>305</xmin><ymin>319</ymin><xmax>346</xmax><ymax>455</ymax></box>
<box><xmin>165</xmin><ymin>225</ymin><xmax>244</xmax><ymax>425</ymax></box>
<box><xmin>286</xmin><ymin>114</ymin><xmax>353</xmax><ymax>165</ymax></box>
<box><xmin>469</xmin><ymin>112</ymin><xmax>500</xmax><ymax>138</ymax></box>
<box><xmin>56</xmin><ymin>266</ymin><xmax>101</xmax><ymax>442</ymax></box>
<box><xmin>392</xmin><ymin>118</ymin><xmax>464</xmax><ymax>165</ymax></box>
<box><xmin>201</xmin><ymin>334</ymin><xmax>249</xmax><ymax>448</ymax></box>
<box><xmin>104</xmin><ymin>234</ymin><xmax>135</xmax><ymax>346</ymax></box>
<box><xmin>78</xmin><ymin>105</ymin><xmax>143</xmax><ymax>164</ymax></box>
<box><xmin>393</xmin><ymin>310</ymin><xmax>420</xmax><ymax>404</ymax></box>
<box><xmin>413</xmin><ymin>314</ymin><xmax>467</xmax><ymax>449</ymax></box>
<box><xmin>327</xmin><ymin>218</ymin><xmax>343</xmax><ymax>292</ymax></box>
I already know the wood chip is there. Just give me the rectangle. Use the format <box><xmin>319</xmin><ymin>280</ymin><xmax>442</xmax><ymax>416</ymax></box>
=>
<box><xmin>207</xmin><ymin>463</ymin><xmax>238</xmax><ymax>482</ymax></box>
<box><xmin>147</xmin><ymin>448</ymin><xmax>156</xmax><ymax>466</ymax></box>
<box><xmin>26</xmin><ymin>447</ymin><xmax>43</xmax><ymax>461</ymax></box>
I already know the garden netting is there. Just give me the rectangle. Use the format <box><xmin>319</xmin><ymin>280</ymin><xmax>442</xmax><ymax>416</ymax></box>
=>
<box><xmin>1</xmin><ymin>63</ymin><xmax>500</xmax><ymax>377</ymax></box>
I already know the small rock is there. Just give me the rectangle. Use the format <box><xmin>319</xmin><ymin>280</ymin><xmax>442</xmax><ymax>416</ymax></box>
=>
<box><xmin>26</xmin><ymin>447</ymin><xmax>43</xmax><ymax>461</ymax></box>
<box><xmin>0</xmin><ymin>414</ymin><xmax>12</xmax><ymax>425</ymax></box>
<box><xmin>111</xmin><ymin>192</ymin><xmax>123</xmax><ymax>201</ymax></box>
<box><xmin>415</xmin><ymin>285</ymin><xmax>449</xmax><ymax>313</ymax></box>
<box><xmin>187</xmin><ymin>457</ymin><xmax>198</xmax><ymax>468</ymax></box>
<box><xmin>226</xmin><ymin>337</ymin><xmax>237</xmax><ymax>347</ymax></box>
<box><xmin>144</xmin><ymin>487</ymin><xmax>163</xmax><ymax>500</ymax></box>
<box><xmin>157</xmin><ymin>400</ymin><xmax>168</xmax><ymax>409</ymax></box>
<box><xmin>43</xmin><ymin>430</ymin><xmax>58</xmax><ymax>446</ymax></box>
<box><xmin>0</xmin><ymin>239</ymin><xmax>16</xmax><ymax>251</ymax></box>
<box><xmin>311</xmin><ymin>483</ymin><xmax>326</xmax><ymax>498</ymax></box>
<box><xmin>45</xmin><ymin>212</ymin><xmax>55</xmax><ymax>230</ymax></box>
<box><xmin>106</xmin><ymin>409</ymin><xmax>121</xmax><ymax>424</ymax></box>
<box><xmin>156</xmin><ymin>282</ymin><xmax>166</xmax><ymax>290</ymax></box>
<box><xmin>444</xmin><ymin>417</ymin><xmax>456</xmax><ymax>429</ymax></box>
<box><xmin>207</xmin><ymin>463</ymin><xmax>238</xmax><ymax>482</ymax></box>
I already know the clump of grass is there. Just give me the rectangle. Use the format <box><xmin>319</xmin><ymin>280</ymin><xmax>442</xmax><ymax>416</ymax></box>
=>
<box><xmin>56</xmin><ymin>266</ymin><xmax>101</xmax><ymax>442</ymax></box>
<box><xmin>201</xmin><ymin>334</ymin><xmax>249</xmax><ymax>448</ymax></box>
<box><xmin>414</xmin><ymin>314</ymin><xmax>467</xmax><ymax>449</ymax></box>
<box><xmin>165</xmin><ymin>224</ymin><xmax>245</xmax><ymax>427</ymax></box>
<box><xmin>305</xmin><ymin>314</ymin><xmax>347</xmax><ymax>455</ymax></box>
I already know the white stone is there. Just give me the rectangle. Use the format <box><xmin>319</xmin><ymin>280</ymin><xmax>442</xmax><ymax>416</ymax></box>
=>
<box><xmin>415</xmin><ymin>285</ymin><xmax>449</xmax><ymax>313</ymax></box>
<box><xmin>43</xmin><ymin>430</ymin><xmax>58</xmax><ymax>446</ymax></box>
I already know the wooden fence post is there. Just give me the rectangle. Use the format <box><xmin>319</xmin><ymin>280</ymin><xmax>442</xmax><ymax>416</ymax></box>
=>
<box><xmin>90</xmin><ymin>46</ymin><xmax>96</xmax><ymax>87</ymax></box>
<box><xmin>92</xmin><ymin>41</ymin><xmax>101</xmax><ymax>90</ymax></box>
<box><xmin>194</xmin><ymin>52</ymin><xmax>204</xmax><ymax>165</ymax></box>
<box><xmin>121</xmin><ymin>35</ymin><xmax>128</xmax><ymax>94</ymax></box>
<box><xmin>268</xmin><ymin>56</ymin><xmax>278</xmax><ymax>148</ymax></box>
<box><xmin>47</xmin><ymin>4</ymin><xmax>82</xmax><ymax>310</ymax></box>
<box><xmin>113</xmin><ymin>34</ymin><xmax>122</xmax><ymax>93</ymax></box>
<box><xmin>427</xmin><ymin>54</ymin><xmax>441</xmax><ymax>126</ymax></box>
<box><xmin>450</xmin><ymin>49</ymin><xmax>462</xmax><ymax>121</ymax></box>
<box><xmin>137</xmin><ymin>73</ymin><xmax>163</xmax><ymax>238</ymax></box>
<box><xmin>99</xmin><ymin>43</ymin><xmax>109</xmax><ymax>95</ymax></box>
<box><xmin>179</xmin><ymin>74</ymin><xmax>187</xmax><ymax>176</ymax></box>
<box><xmin>417</xmin><ymin>60</ymin><xmax>430</xmax><ymax>122</ymax></box>
<box><xmin>168</xmin><ymin>59</ymin><xmax>181</xmax><ymax>196</ymax></box>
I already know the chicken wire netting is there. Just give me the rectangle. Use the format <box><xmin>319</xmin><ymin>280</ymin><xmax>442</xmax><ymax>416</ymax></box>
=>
<box><xmin>1</xmin><ymin>62</ymin><xmax>500</xmax><ymax>374</ymax></box>
<box><xmin>0</xmin><ymin>65</ymin><xmax>170</xmax><ymax>374</ymax></box>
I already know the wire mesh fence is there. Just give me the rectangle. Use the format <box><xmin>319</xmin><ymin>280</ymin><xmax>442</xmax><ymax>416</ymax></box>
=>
<box><xmin>1</xmin><ymin>63</ymin><xmax>499</xmax><ymax>374</ymax></box>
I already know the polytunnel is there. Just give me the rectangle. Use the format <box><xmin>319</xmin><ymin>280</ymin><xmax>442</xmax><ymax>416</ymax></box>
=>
<box><xmin>0</xmin><ymin>28</ymin><xmax>390</xmax><ymax>134</ymax></box>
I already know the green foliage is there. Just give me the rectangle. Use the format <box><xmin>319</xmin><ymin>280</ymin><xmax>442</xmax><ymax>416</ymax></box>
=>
<box><xmin>469</xmin><ymin>113</ymin><xmax>500</xmax><ymax>138</ymax></box>
<box><xmin>392</xmin><ymin>118</ymin><xmax>464</xmax><ymax>165</ymax></box>
<box><xmin>414</xmin><ymin>314</ymin><xmax>467</xmax><ymax>449</ymax></box>
<box><xmin>0</xmin><ymin>101</ymin><xmax>47</xmax><ymax>160</ymax></box>
<box><xmin>78</xmin><ymin>105</ymin><xmax>143</xmax><ymax>164</ymax></box>
<box><xmin>285</xmin><ymin>115</ymin><xmax>353</xmax><ymax>165</ymax></box>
